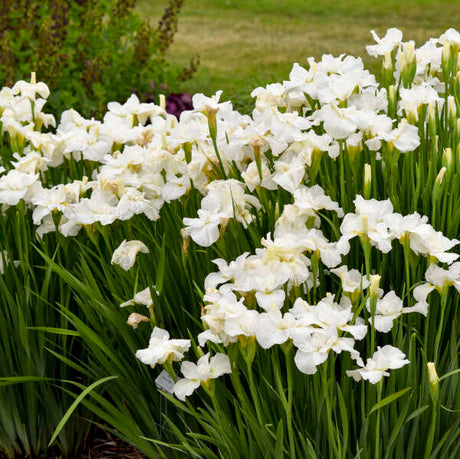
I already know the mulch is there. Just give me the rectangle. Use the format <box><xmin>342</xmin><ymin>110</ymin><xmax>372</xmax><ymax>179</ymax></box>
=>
<box><xmin>80</xmin><ymin>428</ymin><xmax>149</xmax><ymax>459</ymax></box>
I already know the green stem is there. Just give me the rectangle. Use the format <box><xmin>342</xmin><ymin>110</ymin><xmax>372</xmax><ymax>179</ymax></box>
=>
<box><xmin>403</xmin><ymin>235</ymin><xmax>413</xmax><ymax>334</ymax></box>
<box><xmin>209</xmin><ymin>120</ymin><xmax>227</xmax><ymax>179</ymax></box>
<box><xmin>374</xmin><ymin>380</ymin><xmax>383</xmax><ymax>459</ymax></box>
<box><xmin>403</xmin><ymin>236</ymin><xmax>411</xmax><ymax>293</ymax></box>
<box><xmin>362</xmin><ymin>236</ymin><xmax>372</xmax><ymax>278</ymax></box>
<box><xmin>339</xmin><ymin>143</ymin><xmax>348</xmax><ymax>213</ymax></box>
<box><xmin>311</xmin><ymin>251</ymin><xmax>319</xmax><ymax>303</ymax></box>
<box><xmin>424</xmin><ymin>409</ymin><xmax>437</xmax><ymax>459</ymax></box>
<box><xmin>361</xmin><ymin>237</ymin><xmax>376</xmax><ymax>352</ymax></box>
<box><xmin>285</xmin><ymin>350</ymin><xmax>296</xmax><ymax>459</ymax></box>
<box><xmin>246</xmin><ymin>360</ymin><xmax>263</xmax><ymax>425</ymax></box>
<box><xmin>321</xmin><ymin>364</ymin><xmax>339</xmax><ymax>458</ymax></box>
<box><xmin>433</xmin><ymin>287</ymin><xmax>448</xmax><ymax>364</ymax></box>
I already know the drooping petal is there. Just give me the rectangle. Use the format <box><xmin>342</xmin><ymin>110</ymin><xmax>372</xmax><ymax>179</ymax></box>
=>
<box><xmin>294</xmin><ymin>349</ymin><xmax>328</xmax><ymax>374</ymax></box>
<box><xmin>173</xmin><ymin>378</ymin><xmax>201</xmax><ymax>401</ymax></box>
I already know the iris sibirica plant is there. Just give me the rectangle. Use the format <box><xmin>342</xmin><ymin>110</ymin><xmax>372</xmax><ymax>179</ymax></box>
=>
<box><xmin>0</xmin><ymin>29</ymin><xmax>459</xmax><ymax>458</ymax></box>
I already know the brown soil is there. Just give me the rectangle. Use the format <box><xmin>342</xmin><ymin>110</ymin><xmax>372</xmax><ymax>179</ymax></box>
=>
<box><xmin>80</xmin><ymin>428</ymin><xmax>149</xmax><ymax>459</ymax></box>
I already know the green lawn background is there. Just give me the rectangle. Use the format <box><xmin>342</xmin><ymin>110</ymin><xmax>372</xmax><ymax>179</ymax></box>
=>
<box><xmin>138</xmin><ymin>0</ymin><xmax>460</xmax><ymax>111</ymax></box>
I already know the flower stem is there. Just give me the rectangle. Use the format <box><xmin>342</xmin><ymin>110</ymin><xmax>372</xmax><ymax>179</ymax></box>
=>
<box><xmin>374</xmin><ymin>380</ymin><xmax>383</xmax><ymax>459</ymax></box>
<box><xmin>246</xmin><ymin>360</ymin><xmax>263</xmax><ymax>425</ymax></box>
<box><xmin>285</xmin><ymin>349</ymin><xmax>296</xmax><ymax>459</ymax></box>
<box><xmin>433</xmin><ymin>287</ymin><xmax>448</xmax><ymax>364</ymax></box>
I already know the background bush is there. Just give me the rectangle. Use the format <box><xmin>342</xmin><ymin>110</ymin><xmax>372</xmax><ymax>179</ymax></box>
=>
<box><xmin>0</xmin><ymin>0</ymin><xmax>198</xmax><ymax>117</ymax></box>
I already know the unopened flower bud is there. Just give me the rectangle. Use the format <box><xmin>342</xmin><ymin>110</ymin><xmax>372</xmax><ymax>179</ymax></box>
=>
<box><xmin>435</xmin><ymin>167</ymin><xmax>446</xmax><ymax>185</ymax></box>
<box><xmin>382</xmin><ymin>52</ymin><xmax>394</xmax><ymax>85</ymax></box>
<box><xmin>447</xmin><ymin>95</ymin><xmax>456</xmax><ymax>117</ymax></box>
<box><xmin>397</xmin><ymin>50</ymin><xmax>406</xmax><ymax>72</ymax></box>
<box><xmin>364</xmin><ymin>163</ymin><xmax>372</xmax><ymax>199</ymax></box>
<box><xmin>388</xmin><ymin>85</ymin><xmax>397</xmax><ymax>116</ymax></box>
<box><xmin>427</xmin><ymin>362</ymin><xmax>439</xmax><ymax>386</ymax></box>
<box><xmin>428</xmin><ymin>102</ymin><xmax>437</xmax><ymax>128</ymax></box>
<box><xmin>383</xmin><ymin>51</ymin><xmax>392</xmax><ymax>70</ymax></box>
<box><xmin>442</xmin><ymin>148</ymin><xmax>452</xmax><ymax>169</ymax></box>
<box><xmin>369</xmin><ymin>274</ymin><xmax>381</xmax><ymax>298</ymax></box>
<box><xmin>159</xmin><ymin>94</ymin><xmax>166</xmax><ymax>111</ymax></box>
<box><xmin>400</xmin><ymin>42</ymin><xmax>416</xmax><ymax>86</ymax></box>
<box><xmin>433</xmin><ymin>135</ymin><xmax>439</xmax><ymax>153</ymax></box>
<box><xmin>442</xmin><ymin>42</ymin><xmax>452</xmax><ymax>77</ymax></box>
<box><xmin>407</xmin><ymin>42</ymin><xmax>415</xmax><ymax>60</ymax></box>
<box><xmin>442</xmin><ymin>41</ymin><xmax>451</xmax><ymax>66</ymax></box>
<box><xmin>30</xmin><ymin>72</ymin><xmax>36</xmax><ymax>85</ymax></box>
<box><xmin>275</xmin><ymin>201</ymin><xmax>280</xmax><ymax>221</ymax></box>
<box><xmin>427</xmin><ymin>362</ymin><xmax>439</xmax><ymax>403</ymax></box>
<box><xmin>389</xmin><ymin>85</ymin><xmax>396</xmax><ymax>101</ymax></box>
<box><xmin>196</xmin><ymin>346</ymin><xmax>205</xmax><ymax>357</ymax></box>
<box><xmin>367</xmin><ymin>274</ymin><xmax>381</xmax><ymax>317</ymax></box>
<box><xmin>447</xmin><ymin>95</ymin><xmax>457</xmax><ymax>125</ymax></box>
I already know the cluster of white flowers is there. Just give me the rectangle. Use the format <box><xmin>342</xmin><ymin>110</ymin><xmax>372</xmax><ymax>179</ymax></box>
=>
<box><xmin>413</xmin><ymin>262</ymin><xmax>460</xmax><ymax>310</ymax></box>
<box><xmin>1</xmin><ymin>27</ymin><xmax>449</xmax><ymax>240</ymax></box>
<box><xmin>2</xmin><ymin>28</ymin><xmax>459</xmax><ymax>399</ymax></box>
<box><xmin>346</xmin><ymin>345</ymin><xmax>410</xmax><ymax>383</ymax></box>
<box><xmin>183</xmin><ymin>179</ymin><xmax>261</xmax><ymax>246</ymax></box>
<box><xmin>134</xmin><ymin>326</ymin><xmax>231</xmax><ymax>401</ymax></box>
<box><xmin>340</xmin><ymin>196</ymin><xmax>459</xmax><ymax>261</ymax></box>
<box><xmin>192</xmin><ymin>198</ymin><xmax>453</xmax><ymax>379</ymax></box>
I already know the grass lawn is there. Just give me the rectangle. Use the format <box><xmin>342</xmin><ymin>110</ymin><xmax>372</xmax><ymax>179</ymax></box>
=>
<box><xmin>138</xmin><ymin>0</ymin><xmax>460</xmax><ymax>112</ymax></box>
<box><xmin>139</xmin><ymin>0</ymin><xmax>460</xmax><ymax>109</ymax></box>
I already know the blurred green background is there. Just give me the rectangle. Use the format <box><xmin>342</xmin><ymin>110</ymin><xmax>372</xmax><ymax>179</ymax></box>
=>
<box><xmin>138</xmin><ymin>0</ymin><xmax>460</xmax><ymax>111</ymax></box>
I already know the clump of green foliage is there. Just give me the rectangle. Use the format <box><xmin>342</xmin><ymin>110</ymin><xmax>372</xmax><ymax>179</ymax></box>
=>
<box><xmin>0</xmin><ymin>0</ymin><xmax>197</xmax><ymax>117</ymax></box>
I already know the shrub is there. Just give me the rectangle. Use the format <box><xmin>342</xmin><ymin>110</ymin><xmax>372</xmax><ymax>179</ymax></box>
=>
<box><xmin>0</xmin><ymin>0</ymin><xmax>197</xmax><ymax>117</ymax></box>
